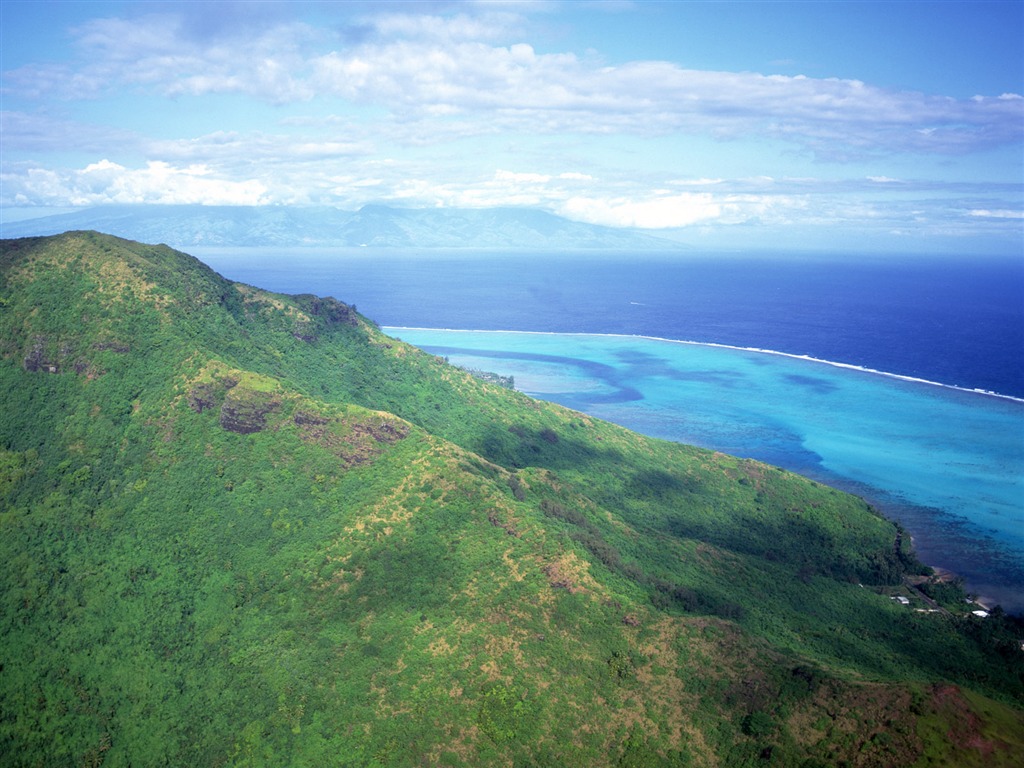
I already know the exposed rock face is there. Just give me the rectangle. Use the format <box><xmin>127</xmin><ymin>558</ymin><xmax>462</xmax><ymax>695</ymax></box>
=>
<box><xmin>23</xmin><ymin>336</ymin><xmax>57</xmax><ymax>373</ymax></box>
<box><xmin>187</xmin><ymin>383</ymin><xmax>220</xmax><ymax>414</ymax></box>
<box><xmin>293</xmin><ymin>410</ymin><xmax>329</xmax><ymax>426</ymax></box>
<box><xmin>293</xmin><ymin>411</ymin><xmax>409</xmax><ymax>467</ymax></box>
<box><xmin>293</xmin><ymin>295</ymin><xmax>358</xmax><ymax>328</ymax></box>
<box><xmin>92</xmin><ymin>341</ymin><xmax>130</xmax><ymax>354</ymax></box>
<box><xmin>291</xmin><ymin>320</ymin><xmax>317</xmax><ymax>343</ymax></box>
<box><xmin>22</xmin><ymin>336</ymin><xmax>130</xmax><ymax>376</ymax></box>
<box><xmin>218</xmin><ymin>388</ymin><xmax>280</xmax><ymax>434</ymax></box>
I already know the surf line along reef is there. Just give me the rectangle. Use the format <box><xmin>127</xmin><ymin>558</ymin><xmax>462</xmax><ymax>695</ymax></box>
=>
<box><xmin>385</xmin><ymin>326</ymin><xmax>1024</xmax><ymax>616</ymax></box>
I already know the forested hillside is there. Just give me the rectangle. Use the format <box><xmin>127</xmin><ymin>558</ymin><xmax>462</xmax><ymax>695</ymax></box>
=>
<box><xmin>1</xmin><ymin>232</ymin><xmax>1022</xmax><ymax>767</ymax></box>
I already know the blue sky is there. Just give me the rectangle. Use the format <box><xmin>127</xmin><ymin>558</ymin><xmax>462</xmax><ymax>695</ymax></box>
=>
<box><xmin>1</xmin><ymin>0</ymin><xmax>1022</xmax><ymax>252</ymax></box>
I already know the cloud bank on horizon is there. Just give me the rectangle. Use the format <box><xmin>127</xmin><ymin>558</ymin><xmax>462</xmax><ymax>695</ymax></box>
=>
<box><xmin>1</xmin><ymin>0</ymin><xmax>1022</xmax><ymax>252</ymax></box>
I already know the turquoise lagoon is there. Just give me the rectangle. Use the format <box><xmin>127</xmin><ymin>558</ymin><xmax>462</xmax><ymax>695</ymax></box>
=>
<box><xmin>387</xmin><ymin>328</ymin><xmax>1024</xmax><ymax>612</ymax></box>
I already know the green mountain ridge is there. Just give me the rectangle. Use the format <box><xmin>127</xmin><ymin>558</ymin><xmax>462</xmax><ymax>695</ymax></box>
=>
<box><xmin>1</xmin><ymin>231</ymin><xmax>1022</xmax><ymax>767</ymax></box>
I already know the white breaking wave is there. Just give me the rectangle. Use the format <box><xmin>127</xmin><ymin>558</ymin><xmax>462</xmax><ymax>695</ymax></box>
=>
<box><xmin>383</xmin><ymin>327</ymin><xmax>1024</xmax><ymax>404</ymax></box>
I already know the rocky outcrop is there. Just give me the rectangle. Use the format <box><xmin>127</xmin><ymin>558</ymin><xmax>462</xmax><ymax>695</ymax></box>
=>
<box><xmin>23</xmin><ymin>336</ymin><xmax>58</xmax><ymax>373</ymax></box>
<box><xmin>22</xmin><ymin>335</ymin><xmax>130</xmax><ymax>376</ymax></box>
<box><xmin>218</xmin><ymin>387</ymin><xmax>280</xmax><ymax>434</ymax></box>
<box><xmin>293</xmin><ymin>295</ymin><xmax>358</xmax><ymax>328</ymax></box>
<box><xmin>187</xmin><ymin>382</ymin><xmax>221</xmax><ymax>414</ymax></box>
<box><xmin>294</xmin><ymin>411</ymin><xmax>409</xmax><ymax>467</ymax></box>
<box><xmin>92</xmin><ymin>341</ymin><xmax>130</xmax><ymax>354</ymax></box>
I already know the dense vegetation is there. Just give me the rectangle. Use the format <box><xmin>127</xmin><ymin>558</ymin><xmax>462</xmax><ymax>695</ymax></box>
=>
<box><xmin>1</xmin><ymin>231</ymin><xmax>1022</xmax><ymax>767</ymax></box>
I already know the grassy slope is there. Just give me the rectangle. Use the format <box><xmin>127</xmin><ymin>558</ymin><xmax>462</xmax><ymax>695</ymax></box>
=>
<box><xmin>1</xmin><ymin>232</ymin><xmax>1021</xmax><ymax>767</ymax></box>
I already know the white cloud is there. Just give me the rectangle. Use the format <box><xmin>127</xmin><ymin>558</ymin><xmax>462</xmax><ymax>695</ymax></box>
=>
<box><xmin>298</xmin><ymin>37</ymin><xmax>1024</xmax><ymax>156</ymax></box>
<box><xmin>6</xmin><ymin>10</ymin><xmax>1021</xmax><ymax>157</ymax></box>
<box><xmin>5</xmin><ymin>160</ymin><xmax>268</xmax><ymax>206</ymax></box>
<box><xmin>557</xmin><ymin>190</ymin><xmax>801</xmax><ymax>229</ymax></box>
<box><xmin>5</xmin><ymin>151</ymin><xmax>1020</xmax><ymax>246</ymax></box>
<box><xmin>968</xmin><ymin>209</ymin><xmax>1024</xmax><ymax>219</ymax></box>
<box><xmin>4</xmin><ymin>13</ymin><xmax>320</xmax><ymax>103</ymax></box>
<box><xmin>372</xmin><ymin>12</ymin><xmax>519</xmax><ymax>43</ymax></box>
<box><xmin>494</xmin><ymin>170</ymin><xmax>552</xmax><ymax>183</ymax></box>
<box><xmin>148</xmin><ymin>131</ymin><xmax>372</xmax><ymax>164</ymax></box>
<box><xmin>2</xmin><ymin>4</ymin><xmax>1021</xmax><ymax>248</ymax></box>
<box><xmin>0</xmin><ymin>111</ymin><xmax>139</xmax><ymax>153</ymax></box>
<box><xmin>668</xmin><ymin>178</ymin><xmax>724</xmax><ymax>187</ymax></box>
<box><xmin>562</xmin><ymin>193</ymin><xmax>722</xmax><ymax>228</ymax></box>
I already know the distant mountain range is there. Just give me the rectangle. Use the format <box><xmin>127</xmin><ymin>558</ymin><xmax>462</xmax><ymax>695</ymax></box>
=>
<box><xmin>1</xmin><ymin>204</ymin><xmax>680</xmax><ymax>250</ymax></box>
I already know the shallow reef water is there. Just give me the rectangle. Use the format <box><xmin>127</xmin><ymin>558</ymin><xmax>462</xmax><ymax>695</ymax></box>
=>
<box><xmin>388</xmin><ymin>328</ymin><xmax>1024</xmax><ymax>613</ymax></box>
<box><xmin>192</xmin><ymin>247</ymin><xmax>1024</xmax><ymax>611</ymax></box>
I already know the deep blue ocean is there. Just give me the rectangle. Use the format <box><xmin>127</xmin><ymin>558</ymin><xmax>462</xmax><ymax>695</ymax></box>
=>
<box><xmin>194</xmin><ymin>248</ymin><xmax>1024</xmax><ymax>611</ymax></box>
<box><xmin>196</xmin><ymin>248</ymin><xmax>1024</xmax><ymax>398</ymax></box>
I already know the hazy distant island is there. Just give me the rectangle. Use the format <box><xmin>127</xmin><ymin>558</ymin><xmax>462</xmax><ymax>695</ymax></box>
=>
<box><xmin>1</xmin><ymin>231</ymin><xmax>1022</xmax><ymax>767</ymax></box>
<box><xmin>2</xmin><ymin>203</ymin><xmax>681</xmax><ymax>250</ymax></box>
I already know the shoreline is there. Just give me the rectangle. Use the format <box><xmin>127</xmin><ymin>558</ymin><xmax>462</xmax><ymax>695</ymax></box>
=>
<box><xmin>386</xmin><ymin>325</ymin><xmax>1023</xmax><ymax>615</ymax></box>
<box><xmin>383</xmin><ymin>326</ymin><xmax>1024</xmax><ymax>404</ymax></box>
<box><xmin>925</xmin><ymin>566</ymin><xmax>1001</xmax><ymax>612</ymax></box>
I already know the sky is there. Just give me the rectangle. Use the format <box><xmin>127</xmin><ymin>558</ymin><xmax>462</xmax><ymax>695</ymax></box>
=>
<box><xmin>1</xmin><ymin>0</ymin><xmax>1022</xmax><ymax>253</ymax></box>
